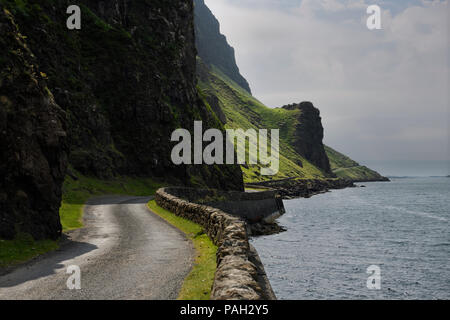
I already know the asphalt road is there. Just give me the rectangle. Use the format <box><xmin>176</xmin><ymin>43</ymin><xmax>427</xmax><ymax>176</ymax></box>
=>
<box><xmin>0</xmin><ymin>196</ymin><xmax>194</xmax><ymax>300</ymax></box>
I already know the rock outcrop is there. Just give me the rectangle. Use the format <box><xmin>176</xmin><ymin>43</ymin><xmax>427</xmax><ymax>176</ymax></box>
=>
<box><xmin>194</xmin><ymin>1</ymin><xmax>388</xmax><ymax>183</ymax></box>
<box><xmin>248</xmin><ymin>178</ymin><xmax>356</xmax><ymax>199</ymax></box>
<box><xmin>1</xmin><ymin>0</ymin><xmax>243</xmax><ymax>190</ymax></box>
<box><xmin>282</xmin><ymin>102</ymin><xmax>333</xmax><ymax>174</ymax></box>
<box><xmin>0</xmin><ymin>9</ymin><xmax>68</xmax><ymax>240</ymax></box>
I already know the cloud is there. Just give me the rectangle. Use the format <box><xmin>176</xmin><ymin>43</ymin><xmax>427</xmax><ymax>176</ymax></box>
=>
<box><xmin>204</xmin><ymin>0</ymin><xmax>449</xmax><ymax>164</ymax></box>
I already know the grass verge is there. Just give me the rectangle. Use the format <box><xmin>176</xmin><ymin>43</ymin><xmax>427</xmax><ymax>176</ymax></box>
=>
<box><xmin>147</xmin><ymin>200</ymin><xmax>217</xmax><ymax>300</ymax></box>
<box><xmin>0</xmin><ymin>173</ymin><xmax>162</xmax><ymax>269</ymax></box>
<box><xmin>60</xmin><ymin>173</ymin><xmax>162</xmax><ymax>231</ymax></box>
<box><xmin>0</xmin><ymin>233</ymin><xmax>59</xmax><ymax>268</ymax></box>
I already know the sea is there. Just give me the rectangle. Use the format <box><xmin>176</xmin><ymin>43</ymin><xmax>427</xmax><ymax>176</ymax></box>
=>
<box><xmin>250</xmin><ymin>177</ymin><xmax>450</xmax><ymax>300</ymax></box>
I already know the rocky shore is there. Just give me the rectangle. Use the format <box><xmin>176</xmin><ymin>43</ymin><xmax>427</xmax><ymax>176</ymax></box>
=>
<box><xmin>247</xmin><ymin>178</ymin><xmax>357</xmax><ymax>199</ymax></box>
<box><xmin>351</xmin><ymin>177</ymin><xmax>391</xmax><ymax>183</ymax></box>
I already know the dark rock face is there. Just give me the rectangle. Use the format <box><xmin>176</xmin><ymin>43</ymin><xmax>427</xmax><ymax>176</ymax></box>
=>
<box><xmin>282</xmin><ymin>102</ymin><xmax>332</xmax><ymax>174</ymax></box>
<box><xmin>0</xmin><ymin>1</ymin><xmax>243</xmax><ymax>240</ymax></box>
<box><xmin>194</xmin><ymin>0</ymin><xmax>251</xmax><ymax>94</ymax></box>
<box><xmin>1</xmin><ymin>1</ymin><xmax>243</xmax><ymax>188</ymax></box>
<box><xmin>0</xmin><ymin>10</ymin><xmax>68</xmax><ymax>240</ymax></box>
<box><xmin>205</xmin><ymin>94</ymin><xmax>227</xmax><ymax>124</ymax></box>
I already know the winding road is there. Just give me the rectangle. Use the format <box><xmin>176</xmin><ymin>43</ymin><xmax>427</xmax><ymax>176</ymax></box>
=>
<box><xmin>0</xmin><ymin>196</ymin><xmax>194</xmax><ymax>300</ymax></box>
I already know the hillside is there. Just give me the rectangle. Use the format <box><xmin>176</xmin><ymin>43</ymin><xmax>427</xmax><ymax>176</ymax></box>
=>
<box><xmin>194</xmin><ymin>0</ymin><xmax>251</xmax><ymax>94</ymax></box>
<box><xmin>0</xmin><ymin>0</ymin><xmax>243</xmax><ymax>241</ymax></box>
<box><xmin>326</xmin><ymin>146</ymin><xmax>389</xmax><ymax>182</ymax></box>
<box><xmin>197</xmin><ymin>60</ymin><xmax>329</xmax><ymax>182</ymax></box>
<box><xmin>194</xmin><ymin>0</ymin><xmax>387</xmax><ymax>184</ymax></box>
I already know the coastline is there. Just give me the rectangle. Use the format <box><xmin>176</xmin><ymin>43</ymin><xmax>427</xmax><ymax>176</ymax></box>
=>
<box><xmin>250</xmin><ymin>177</ymin><xmax>449</xmax><ymax>300</ymax></box>
<box><xmin>246</xmin><ymin>177</ymin><xmax>389</xmax><ymax>200</ymax></box>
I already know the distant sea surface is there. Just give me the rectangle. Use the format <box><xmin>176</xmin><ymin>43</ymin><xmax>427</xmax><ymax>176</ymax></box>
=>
<box><xmin>251</xmin><ymin>177</ymin><xmax>450</xmax><ymax>300</ymax></box>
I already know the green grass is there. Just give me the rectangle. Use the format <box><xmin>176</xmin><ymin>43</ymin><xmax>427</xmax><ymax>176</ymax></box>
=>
<box><xmin>197</xmin><ymin>60</ymin><xmax>327</xmax><ymax>182</ymax></box>
<box><xmin>148</xmin><ymin>200</ymin><xmax>217</xmax><ymax>300</ymax></box>
<box><xmin>0</xmin><ymin>172</ymin><xmax>162</xmax><ymax>269</ymax></box>
<box><xmin>325</xmin><ymin>146</ymin><xmax>385</xmax><ymax>181</ymax></box>
<box><xmin>198</xmin><ymin>59</ymin><xmax>385</xmax><ymax>183</ymax></box>
<box><xmin>333</xmin><ymin>165</ymin><xmax>384</xmax><ymax>181</ymax></box>
<box><xmin>60</xmin><ymin>172</ymin><xmax>162</xmax><ymax>231</ymax></box>
<box><xmin>325</xmin><ymin>145</ymin><xmax>359</xmax><ymax>170</ymax></box>
<box><xmin>0</xmin><ymin>233</ymin><xmax>59</xmax><ymax>268</ymax></box>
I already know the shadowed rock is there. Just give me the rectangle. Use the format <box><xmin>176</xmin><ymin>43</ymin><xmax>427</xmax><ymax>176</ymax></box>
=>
<box><xmin>0</xmin><ymin>9</ymin><xmax>68</xmax><ymax>240</ymax></box>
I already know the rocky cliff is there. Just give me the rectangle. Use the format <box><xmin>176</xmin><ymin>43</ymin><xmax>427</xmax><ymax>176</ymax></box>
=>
<box><xmin>0</xmin><ymin>0</ymin><xmax>243</xmax><ymax>240</ymax></box>
<box><xmin>0</xmin><ymin>9</ymin><xmax>68</xmax><ymax>240</ymax></box>
<box><xmin>282</xmin><ymin>102</ymin><xmax>332</xmax><ymax>174</ymax></box>
<box><xmin>194</xmin><ymin>1</ymin><xmax>387</xmax><ymax>183</ymax></box>
<box><xmin>194</xmin><ymin>0</ymin><xmax>251</xmax><ymax>94</ymax></box>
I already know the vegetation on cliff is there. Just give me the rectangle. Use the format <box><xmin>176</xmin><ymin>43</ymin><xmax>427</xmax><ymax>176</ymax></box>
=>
<box><xmin>194</xmin><ymin>0</ymin><xmax>251</xmax><ymax>94</ymax></box>
<box><xmin>197</xmin><ymin>61</ymin><xmax>328</xmax><ymax>182</ymax></box>
<box><xmin>326</xmin><ymin>146</ymin><xmax>389</xmax><ymax>182</ymax></box>
<box><xmin>0</xmin><ymin>0</ymin><xmax>245</xmax><ymax>244</ymax></box>
<box><xmin>194</xmin><ymin>1</ymin><xmax>387</xmax><ymax>184</ymax></box>
<box><xmin>0</xmin><ymin>0</ymin><xmax>243</xmax><ymax>190</ymax></box>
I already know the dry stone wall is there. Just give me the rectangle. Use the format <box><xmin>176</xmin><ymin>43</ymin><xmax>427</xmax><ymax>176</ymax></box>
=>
<box><xmin>155</xmin><ymin>188</ymin><xmax>276</xmax><ymax>300</ymax></box>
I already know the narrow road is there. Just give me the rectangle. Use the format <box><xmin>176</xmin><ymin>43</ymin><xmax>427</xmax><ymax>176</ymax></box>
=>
<box><xmin>0</xmin><ymin>196</ymin><xmax>194</xmax><ymax>300</ymax></box>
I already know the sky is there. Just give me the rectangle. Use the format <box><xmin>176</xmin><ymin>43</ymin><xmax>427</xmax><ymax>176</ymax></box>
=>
<box><xmin>204</xmin><ymin>0</ymin><xmax>450</xmax><ymax>175</ymax></box>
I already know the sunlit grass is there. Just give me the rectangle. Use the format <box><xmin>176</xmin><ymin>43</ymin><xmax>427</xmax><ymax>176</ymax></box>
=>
<box><xmin>60</xmin><ymin>173</ymin><xmax>162</xmax><ymax>231</ymax></box>
<box><xmin>0</xmin><ymin>173</ymin><xmax>162</xmax><ymax>269</ymax></box>
<box><xmin>148</xmin><ymin>200</ymin><xmax>217</xmax><ymax>300</ymax></box>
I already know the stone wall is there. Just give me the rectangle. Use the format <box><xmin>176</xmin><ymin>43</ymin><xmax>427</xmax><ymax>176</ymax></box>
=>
<box><xmin>163</xmin><ymin>187</ymin><xmax>285</xmax><ymax>223</ymax></box>
<box><xmin>155</xmin><ymin>188</ymin><xmax>276</xmax><ymax>300</ymax></box>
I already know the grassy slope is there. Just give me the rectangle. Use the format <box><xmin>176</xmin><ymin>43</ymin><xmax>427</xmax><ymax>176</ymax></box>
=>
<box><xmin>325</xmin><ymin>146</ymin><xmax>386</xmax><ymax>181</ymax></box>
<box><xmin>199</xmin><ymin>61</ymin><xmax>386</xmax><ymax>182</ymax></box>
<box><xmin>148</xmin><ymin>201</ymin><xmax>216</xmax><ymax>300</ymax></box>
<box><xmin>198</xmin><ymin>63</ymin><xmax>327</xmax><ymax>183</ymax></box>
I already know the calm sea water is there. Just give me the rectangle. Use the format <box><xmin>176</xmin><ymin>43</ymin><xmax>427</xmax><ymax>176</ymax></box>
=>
<box><xmin>251</xmin><ymin>177</ymin><xmax>450</xmax><ymax>300</ymax></box>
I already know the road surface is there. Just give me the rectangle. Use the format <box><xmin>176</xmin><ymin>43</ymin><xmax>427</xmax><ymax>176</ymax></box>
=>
<box><xmin>0</xmin><ymin>196</ymin><xmax>194</xmax><ymax>300</ymax></box>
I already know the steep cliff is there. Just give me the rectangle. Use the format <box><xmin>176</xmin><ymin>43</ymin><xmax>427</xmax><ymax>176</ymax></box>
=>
<box><xmin>0</xmin><ymin>1</ymin><xmax>243</xmax><ymax>240</ymax></box>
<box><xmin>282</xmin><ymin>102</ymin><xmax>331</xmax><ymax>174</ymax></box>
<box><xmin>194</xmin><ymin>1</ymin><xmax>387</xmax><ymax>183</ymax></box>
<box><xmin>194</xmin><ymin>0</ymin><xmax>251</xmax><ymax>94</ymax></box>
<box><xmin>0</xmin><ymin>9</ymin><xmax>68</xmax><ymax>240</ymax></box>
<box><xmin>197</xmin><ymin>59</ymin><xmax>328</xmax><ymax>181</ymax></box>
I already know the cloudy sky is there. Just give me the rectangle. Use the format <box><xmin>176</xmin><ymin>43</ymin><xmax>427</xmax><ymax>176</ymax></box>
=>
<box><xmin>204</xmin><ymin>0</ymin><xmax>449</xmax><ymax>175</ymax></box>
